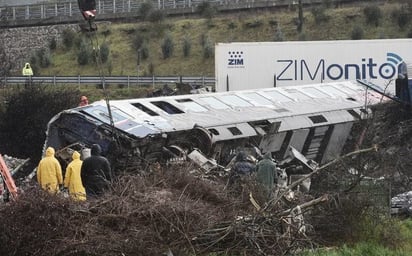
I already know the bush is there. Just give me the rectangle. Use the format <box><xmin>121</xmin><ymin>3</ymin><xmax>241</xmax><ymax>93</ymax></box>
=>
<box><xmin>274</xmin><ymin>24</ymin><xmax>284</xmax><ymax>41</ymax></box>
<box><xmin>196</xmin><ymin>1</ymin><xmax>217</xmax><ymax>19</ymax></box>
<box><xmin>77</xmin><ymin>40</ymin><xmax>91</xmax><ymax>65</ymax></box>
<box><xmin>203</xmin><ymin>38</ymin><xmax>214</xmax><ymax>59</ymax></box>
<box><xmin>161</xmin><ymin>34</ymin><xmax>174</xmax><ymax>59</ymax></box>
<box><xmin>139</xmin><ymin>42</ymin><xmax>150</xmax><ymax>61</ymax></box>
<box><xmin>148</xmin><ymin>9</ymin><xmax>165</xmax><ymax>23</ymax></box>
<box><xmin>99</xmin><ymin>42</ymin><xmax>110</xmax><ymax>63</ymax></box>
<box><xmin>36</xmin><ymin>48</ymin><xmax>51</xmax><ymax>68</ymax></box>
<box><xmin>311</xmin><ymin>6</ymin><xmax>330</xmax><ymax>24</ymax></box>
<box><xmin>62</xmin><ymin>28</ymin><xmax>76</xmax><ymax>49</ymax></box>
<box><xmin>182</xmin><ymin>36</ymin><xmax>191</xmax><ymax>57</ymax></box>
<box><xmin>138</xmin><ymin>2</ymin><xmax>153</xmax><ymax>20</ymax></box>
<box><xmin>0</xmin><ymin>86</ymin><xmax>79</xmax><ymax>161</ymax></box>
<box><xmin>391</xmin><ymin>7</ymin><xmax>410</xmax><ymax>29</ymax></box>
<box><xmin>351</xmin><ymin>25</ymin><xmax>364</xmax><ymax>40</ymax></box>
<box><xmin>363</xmin><ymin>5</ymin><xmax>382</xmax><ymax>26</ymax></box>
<box><xmin>131</xmin><ymin>33</ymin><xmax>146</xmax><ymax>51</ymax></box>
<box><xmin>49</xmin><ymin>37</ymin><xmax>57</xmax><ymax>50</ymax></box>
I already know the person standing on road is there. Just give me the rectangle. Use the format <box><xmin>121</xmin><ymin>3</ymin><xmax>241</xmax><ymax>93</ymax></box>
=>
<box><xmin>256</xmin><ymin>152</ymin><xmax>277</xmax><ymax>200</ymax></box>
<box><xmin>22</xmin><ymin>62</ymin><xmax>33</xmax><ymax>87</ymax></box>
<box><xmin>81</xmin><ymin>144</ymin><xmax>112</xmax><ymax>197</ymax></box>
<box><xmin>37</xmin><ymin>147</ymin><xmax>63</xmax><ymax>194</ymax></box>
<box><xmin>64</xmin><ymin>151</ymin><xmax>86</xmax><ymax>201</ymax></box>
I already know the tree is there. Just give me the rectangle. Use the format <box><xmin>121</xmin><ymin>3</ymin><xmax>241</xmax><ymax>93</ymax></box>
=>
<box><xmin>161</xmin><ymin>34</ymin><xmax>174</xmax><ymax>59</ymax></box>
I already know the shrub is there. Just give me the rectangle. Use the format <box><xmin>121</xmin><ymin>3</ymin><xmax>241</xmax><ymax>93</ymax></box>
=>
<box><xmin>351</xmin><ymin>25</ymin><xmax>364</xmax><ymax>40</ymax></box>
<box><xmin>131</xmin><ymin>33</ymin><xmax>146</xmax><ymax>51</ymax></box>
<box><xmin>161</xmin><ymin>34</ymin><xmax>174</xmax><ymax>59</ymax></box>
<box><xmin>77</xmin><ymin>40</ymin><xmax>91</xmax><ymax>65</ymax></box>
<box><xmin>61</xmin><ymin>28</ymin><xmax>76</xmax><ymax>49</ymax></box>
<box><xmin>274</xmin><ymin>24</ymin><xmax>284</xmax><ymax>41</ymax></box>
<box><xmin>148</xmin><ymin>62</ymin><xmax>155</xmax><ymax>75</ymax></box>
<box><xmin>138</xmin><ymin>2</ymin><xmax>153</xmax><ymax>20</ymax></box>
<box><xmin>182</xmin><ymin>36</ymin><xmax>191</xmax><ymax>57</ymax></box>
<box><xmin>49</xmin><ymin>37</ymin><xmax>57</xmax><ymax>50</ymax></box>
<box><xmin>203</xmin><ymin>38</ymin><xmax>214</xmax><ymax>59</ymax></box>
<box><xmin>311</xmin><ymin>6</ymin><xmax>330</xmax><ymax>24</ymax></box>
<box><xmin>148</xmin><ymin>9</ymin><xmax>165</xmax><ymax>23</ymax></box>
<box><xmin>363</xmin><ymin>5</ymin><xmax>382</xmax><ymax>26</ymax></box>
<box><xmin>139</xmin><ymin>42</ymin><xmax>150</xmax><ymax>60</ymax></box>
<box><xmin>0</xmin><ymin>86</ymin><xmax>79</xmax><ymax>161</ymax></box>
<box><xmin>196</xmin><ymin>1</ymin><xmax>217</xmax><ymax>19</ymax></box>
<box><xmin>391</xmin><ymin>7</ymin><xmax>410</xmax><ymax>29</ymax></box>
<box><xmin>99</xmin><ymin>42</ymin><xmax>110</xmax><ymax>63</ymax></box>
<box><xmin>36</xmin><ymin>48</ymin><xmax>51</xmax><ymax>68</ymax></box>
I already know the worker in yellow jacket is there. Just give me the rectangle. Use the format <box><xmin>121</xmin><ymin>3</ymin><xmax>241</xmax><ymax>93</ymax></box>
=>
<box><xmin>37</xmin><ymin>147</ymin><xmax>63</xmax><ymax>194</ymax></box>
<box><xmin>64</xmin><ymin>151</ymin><xmax>86</xmax><ymax>201</ymax></box>
<box><xmin>22</xmin><ymin>63</ymin><xmax>33</xmax><ymax>76</ymax></box>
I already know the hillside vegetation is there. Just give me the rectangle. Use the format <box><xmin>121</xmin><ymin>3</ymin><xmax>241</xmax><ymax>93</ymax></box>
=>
<box><xmin>34</xmin><ymin>1</ymin><xmax>412</xmax><ymax>77</ymax></box>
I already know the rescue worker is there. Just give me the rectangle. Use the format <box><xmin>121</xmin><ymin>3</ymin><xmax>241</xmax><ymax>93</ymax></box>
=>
<box><xmin>79</xmin><ymin>95</ymin><xmax>89</xmax><ymax>107</ymax></box>
<box><xmin>81</xmin><ymin>144</ymin><xmax>112</xmax><ymax>197</ymax></box>
<box><xmin>256</xmin><ymin>152</ymin><xmax>277</xmax><ymax>200</ymax></box>
<box><xmin>22</xmin><ymin>63</ymin><xmax>33</xmax><ymax>76</ymax></box>
<box><xmin>64</xmin><ymin>151</ymin><xmax>86</xmax><ymax>201</ymax></box>
<box><xmin>228</xmin><ymin>151</ymin><xmax>256</xmax><ymax>187</ymax></box>
<box><xmin>22</xmin><ymin>62</ymin><xmax>33</xmax><ymax>87</ymax></box>
<box><xmin>37</xmin><ymin>147</ymin><xmax>63</xmax><ymax>194</ymax></box>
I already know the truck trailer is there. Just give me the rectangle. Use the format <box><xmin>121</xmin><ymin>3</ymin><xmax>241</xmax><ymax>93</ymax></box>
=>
<box><xmin>215</xmin><ymin>39</ymin><xmax>412</xmax><ymax>92</ymax></box>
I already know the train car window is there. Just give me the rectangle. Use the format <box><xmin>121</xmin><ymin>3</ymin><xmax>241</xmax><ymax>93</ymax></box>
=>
<box><xmin>151</xmin><ymin>101</ymin><xmax>184</xmax><ymax>114</ymax></box>
<box><xmin>309</xmin><ymin>115</ymin><xmax>328</xmax><ymax>124</ymax></box>
<box><xmin>241</xmin><ymin>92</ymin><xmax>273</xmax><ymax>105</ymax></box>
<box><xmin>283</xmin><ymin>88</ymin><xmax>311</xmax><ymax>100</ymax></box>
<box><xmin>263</xmin><ymin>90</ymin><xmax>293</xmax><ymax>102</ymax></box>
<box><xmin>228</xmin><ymin>127</ymin><xmax>242</xmax><ymax>135</ymax></box>
<box><xmin>302</xmin><ymin>87</ymin><xmax>329</xmax><ymax>98</ymax></box>
<box><xmin>199</xmin><ymin>96</ymin><xmax>230</xmax><ymax>110</ymax></box>
<box><xmin>131</xmin><ymin>103</ymin><xmax>159</xmax><ymax>116</ymax></box>
<box><xmin>320</xmin><ymin>85</ymin><xmax>348</xmax><ymax>97</ymax></box>
<box><xmin>220</xmin><ymin>95</ymin><xmax>252</xmax><ymax>107</ymax></box>
<box><xmin>209</xmin><ymin>128</ymin><xmax>220</xmax><ymax>135</ymax></box>
<box><xmin>333</xmin><ymin>85</ymin><xmax>358</xmax><ymax>95</ymax></box>
<box><xmin>175</xmin><ymin>99</ymin><xmax>208</xmax><ymax>112</ymax></box>
<box><xmin>84</xmin><ymin>106</ymin><xmax>129</xmax><ymax>123</ymax></box>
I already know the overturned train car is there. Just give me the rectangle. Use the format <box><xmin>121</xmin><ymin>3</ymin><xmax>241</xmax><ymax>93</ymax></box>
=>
<box><xmin>44</xmin><ymin>81</ymin><xmax>383</xmax><ymax>171</ymax></box>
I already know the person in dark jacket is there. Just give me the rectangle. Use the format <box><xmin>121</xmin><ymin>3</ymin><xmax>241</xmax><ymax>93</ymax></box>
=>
<box><xmin>228</xmin><ymin>151</ymin><xmax>256</xmax><ymax>187</ymax></box>
<box><xmin>256</xmin><ymin>152</ymin><xmax>277</xmax><ymax>200</ymax></box>
<box><xmin>81</xmin><ymin>144</ymin><xmax>112</xmax><ymax>197</ymax></box>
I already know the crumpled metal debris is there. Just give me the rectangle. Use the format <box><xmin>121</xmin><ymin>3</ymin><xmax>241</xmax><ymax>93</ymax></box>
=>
<box><xmin>391</xmin><ymin>191</ymin><xmax>412</xmax><ymax>216</ymax></box>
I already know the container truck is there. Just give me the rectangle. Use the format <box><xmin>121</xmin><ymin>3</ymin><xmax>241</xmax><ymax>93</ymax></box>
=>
<box><xmin>215</xmin><ymin>39</ymin><xmax>412</xmax><ymax>92</ymax></box>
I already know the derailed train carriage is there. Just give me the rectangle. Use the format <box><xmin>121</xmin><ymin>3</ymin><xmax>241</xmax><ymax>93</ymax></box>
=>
<box><xmin>43</xmin><ymin>81</ymin><xmax>384</xmax><ymax>172</ymax></box>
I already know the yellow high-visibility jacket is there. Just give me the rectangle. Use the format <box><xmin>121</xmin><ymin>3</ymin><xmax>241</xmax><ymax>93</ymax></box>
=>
<box><xmin>37</xmin><ymin>147</ymin><xmax>63</xmax><ymax>193</ymax></box>
<box><xmin>64</xmin><ymin>151</ymin><xmax>86</xmax><ymax>201</ymax></box>
<box><xmin>22</xmin><ymin>63</ymin><xmax>33</xmax><ymax>76</ymax></box>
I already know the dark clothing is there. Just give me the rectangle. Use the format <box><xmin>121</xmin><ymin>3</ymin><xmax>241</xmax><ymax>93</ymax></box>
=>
<box><xmin>228</xmin><ymin>151</ymin><xmax>256</xmax><ymax>187</ymax></box>
<box><xmin>81</xmin><ymin>144</ymin><xmax>112</xmax><ymax>196</ymax></box>
<box><xmin>256</xmin><ymin>152</ymin><xmax>277</xmax><ymax>199</ymax></box>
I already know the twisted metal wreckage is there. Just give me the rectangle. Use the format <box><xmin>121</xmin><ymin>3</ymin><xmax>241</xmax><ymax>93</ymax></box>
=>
<box><xmin>43</xmin><ymin>80</ymin><xmax>385</xmax><ymax>177</ymax></box>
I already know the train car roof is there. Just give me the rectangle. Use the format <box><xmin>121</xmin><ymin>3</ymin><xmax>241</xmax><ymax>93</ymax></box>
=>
<box><xmin>74</xmin><ymin>80</ymin><xmax>383</xmax><ymax>138</ymax></box>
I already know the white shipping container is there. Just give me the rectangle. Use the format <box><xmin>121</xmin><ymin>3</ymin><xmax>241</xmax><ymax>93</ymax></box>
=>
<box><xmin>215</xmin><ymin>39</ymin><xmax>412</xmax><ymax>92</ymax></box>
